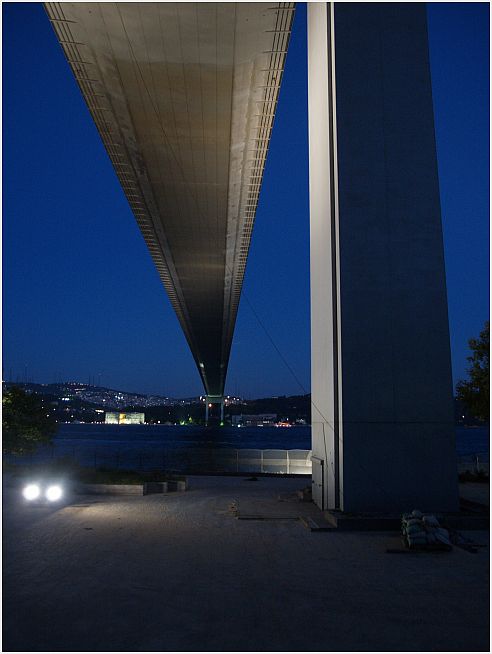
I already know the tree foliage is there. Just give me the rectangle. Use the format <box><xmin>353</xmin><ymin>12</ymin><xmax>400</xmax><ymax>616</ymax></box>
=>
<box><xmin>2</xmin><ymin>386</ymin><xmax>57</xmax><ymax>454</ymax></box>
<box><xmin>456</xmin><ymin>321</ymin><xmax>489</xmax><ymax>421</ymax></box>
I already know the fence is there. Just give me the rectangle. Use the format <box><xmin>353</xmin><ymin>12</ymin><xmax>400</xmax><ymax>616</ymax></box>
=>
<box><xmin>5</xmin><ymin>446</ymin><xmax>313</xmax><ymax>475</ymax></box>
<box><xmin>457</xmin><ymin>452</ymin><xmax>489</xmax><ymax>476</ymax></box>
<box><xmin>5</xmin><ymin>446</ymin><xmax>488</xmax><ymax>477</ymax></box>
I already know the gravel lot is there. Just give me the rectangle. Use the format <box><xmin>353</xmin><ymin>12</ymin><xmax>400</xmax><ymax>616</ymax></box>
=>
<box><xmin>3</xmin><ymin>475</ymin><xmax>489</xmax><ymax>651</ymax></box>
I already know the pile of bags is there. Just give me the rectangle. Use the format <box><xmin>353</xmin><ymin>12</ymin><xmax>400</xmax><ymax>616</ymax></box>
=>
<box><xmin>401</xmin><ymin>510</ymin><xmax>452</xmax><ymax>550</ymax></box>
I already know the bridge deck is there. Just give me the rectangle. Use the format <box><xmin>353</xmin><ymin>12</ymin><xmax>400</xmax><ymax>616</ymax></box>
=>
<box><xmin>45</xmin><ymin>1</ymin><xmax>295</xmax><ymax>395</ymax></box>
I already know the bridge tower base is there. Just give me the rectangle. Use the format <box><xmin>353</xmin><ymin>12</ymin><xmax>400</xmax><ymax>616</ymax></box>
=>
<box><xmin>308</xmin><ymin>2</ymin><xmax>458</xmax><ymax>514</ymax></box>
<box><xmin>204</xmin><ymin>396</ymin><xmax>224</xmax><ymax>426</ymax></box>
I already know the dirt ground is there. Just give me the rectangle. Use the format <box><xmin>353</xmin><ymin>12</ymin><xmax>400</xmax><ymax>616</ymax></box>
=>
<box><xmin>3</xmin><ymin>475</ymin><xmax>489</xmax><ymax>651</ymax></box>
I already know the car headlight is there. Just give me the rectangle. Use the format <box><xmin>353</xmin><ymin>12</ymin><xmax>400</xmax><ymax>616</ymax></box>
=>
<box><xmin>23</xmin><ymin>484</ymin><xmax>41</xmax><ymax>501</ymax></box>
<box><xmin>45</xmin><ymin>485</ymin><xmax>63</xmax><ymax>502</ymax></box>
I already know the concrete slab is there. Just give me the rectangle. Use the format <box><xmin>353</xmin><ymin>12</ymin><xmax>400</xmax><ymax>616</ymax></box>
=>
<box><xmin>324</xmin><ymin>511</ymin><xmax>401</xmax><ymax>531</ymax></box>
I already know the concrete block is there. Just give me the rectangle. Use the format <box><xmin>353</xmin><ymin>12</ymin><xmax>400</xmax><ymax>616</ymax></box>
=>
<box><xmin>79</xmin><ymin>484</ymin><xmax>143</xmax><ymax>495</ymax></box>
<box><xmin>143</xmin><ymin>482</ymin><xmax>168</xmax><ymax>495</ymax></box>
<box><xmin>324</xmin><ymin>511</ymin><xmax>401</xmax><ymax>531</ymax></box>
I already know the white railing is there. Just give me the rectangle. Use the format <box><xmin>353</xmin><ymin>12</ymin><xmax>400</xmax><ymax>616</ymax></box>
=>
<box><xmin>232</xmin><ymin>449</ymin><xmax>312</xmax><ymax>474</ymax></box>
<box><xmin>5</xmin><ymin>446</ymin><xmax>313</xmax><ymax>475</ymax></box>
<box><xmin>457</xmin><ymin>452</ymin><xmax>489</xmax><ymax>475</ymax></box>
<box><xmin>6</xmin><ymin>447</ymin><xmax>489</xmax><ymax>477</ymax></box>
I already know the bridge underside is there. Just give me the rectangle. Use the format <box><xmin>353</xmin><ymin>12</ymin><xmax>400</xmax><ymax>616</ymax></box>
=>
<box><xmin>45</xmin><ymin>1</ymin><xmax>294</xmax><ymax>396</ymax></box>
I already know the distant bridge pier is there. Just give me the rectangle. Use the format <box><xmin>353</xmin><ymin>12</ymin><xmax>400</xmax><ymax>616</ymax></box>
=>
<box><xmin>204</xmin><ymin>396</ymin><xmax>224</xmax><ymax>426</ymax></box>
<box><xmin>308</xmin><ymin>2</ymin><xmax>458</xmax><ymax>513</ymax></box>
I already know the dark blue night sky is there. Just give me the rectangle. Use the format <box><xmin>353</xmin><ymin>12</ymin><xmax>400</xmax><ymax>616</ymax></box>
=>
<box><xmin>3</xmin><ymin>3</ymin><xmax>489</xmax><ymax>398</ymax></box>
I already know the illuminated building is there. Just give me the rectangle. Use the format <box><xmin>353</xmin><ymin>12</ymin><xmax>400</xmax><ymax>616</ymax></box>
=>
<box><xmin>105</xmin><ymin>412</ymin><xmax>145</xmax><ymax>425</ymax></box>
<box><xmin>232</xmin><ymin>414</ymin><xmax>277</xmax><ymax>427</ymax></box>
